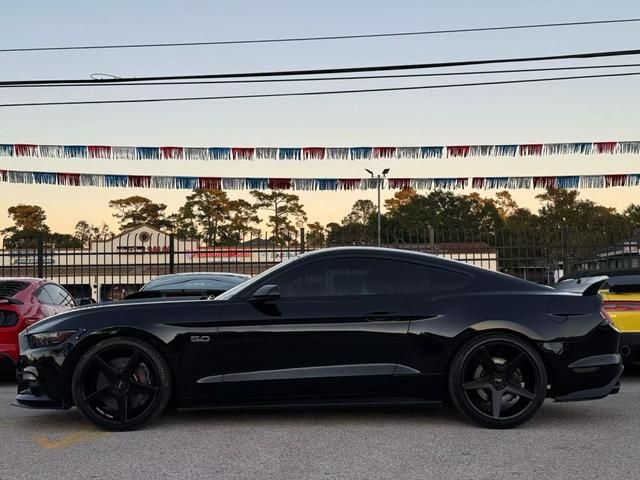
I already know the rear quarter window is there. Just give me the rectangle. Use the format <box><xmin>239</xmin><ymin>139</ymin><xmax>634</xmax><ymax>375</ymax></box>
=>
<box><xmin>402</xmin><ymin>263</ymin><xmax>472</xmax><ymax>294</ymax></box>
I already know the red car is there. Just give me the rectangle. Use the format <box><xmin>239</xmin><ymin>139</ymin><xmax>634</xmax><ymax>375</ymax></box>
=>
<box><xmin>0</xmin><ymin>278</ymin><xmax>76</xmax><ymax>377</ymax></box>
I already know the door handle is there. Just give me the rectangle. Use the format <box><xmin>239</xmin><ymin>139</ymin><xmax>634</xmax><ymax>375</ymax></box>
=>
<box><xmin>364</xmin><ymin>312</ymin><xmax>401</xmax><ymax>322</ymax></box>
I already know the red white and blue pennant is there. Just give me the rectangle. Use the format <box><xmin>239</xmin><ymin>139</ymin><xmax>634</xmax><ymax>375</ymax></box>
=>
<box><xmin>1</xmin><ymin>141</ymin><xmax>639</xmax><ymax>161</ymax></box>
<box><xmin>0</xmin><ymin>169</ymin><xmax>639</xmax><ymax>190</ymax></box>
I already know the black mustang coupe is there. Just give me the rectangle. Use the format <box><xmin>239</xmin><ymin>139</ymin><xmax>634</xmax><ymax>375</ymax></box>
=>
<box><xmin>15</xmin><ymin>247</ymin><xmax>622</xmax><ymax>430</ymax></box>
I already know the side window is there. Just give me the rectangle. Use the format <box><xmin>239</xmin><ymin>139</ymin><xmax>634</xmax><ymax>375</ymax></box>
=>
<box><xmin>271</xmin><ymin>258</ymin><xmax>406</xmax><ymax>298</ymax></box>
<box><xmin>44</xmin><ymin>284</ymin><xmax>75</xmax><ymax>306</ymax></box>
<box><xmin>34</xmin><ymin>287</ymin><xmax>55</xmax><ymax>305</ymax></box>
<box><xmin>403</xmin><ymin>263</ymin><xmax>471</xmax><ymax>294</ymax></box>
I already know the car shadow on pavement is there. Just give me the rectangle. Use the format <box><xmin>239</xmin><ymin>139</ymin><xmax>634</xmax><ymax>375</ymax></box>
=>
<box><xmin>161</xmin><ymin>403</ymin><xmax>469</xmax><ymax>428</ymax></box>
<box><xmin>6</xmin><ymin>368</ymin><xmax>638</xmax><ymax>433</ymax></box>
<box><xmin>156</xmin><ymin>400</ymin><xmax>606</xmax><ymax>431</ymax></box>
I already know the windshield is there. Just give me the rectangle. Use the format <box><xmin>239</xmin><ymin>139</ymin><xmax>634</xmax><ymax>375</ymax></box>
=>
<box><xmin>214</xmin><ymin>256</ymin><xmax>301</xmax><ymax>301</ymax></box>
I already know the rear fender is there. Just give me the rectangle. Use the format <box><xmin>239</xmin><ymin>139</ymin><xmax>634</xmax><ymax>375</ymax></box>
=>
<box><xmin>467</xmin><ymin>320</ymin><xmax>543</xmax><ymax>341</ymax></box>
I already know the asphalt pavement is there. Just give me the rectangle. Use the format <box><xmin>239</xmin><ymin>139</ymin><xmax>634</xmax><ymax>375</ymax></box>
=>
<box><xmin>1</xmin><ymin>370</ymin><xmax>639</xmax><ymax>480</ymax></box>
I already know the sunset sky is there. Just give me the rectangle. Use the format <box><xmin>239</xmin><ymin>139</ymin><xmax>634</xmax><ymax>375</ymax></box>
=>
<box><xmin>1</xmin><ymin>0</ymin><xmax>639</xmax><ymax>233</ymax></box>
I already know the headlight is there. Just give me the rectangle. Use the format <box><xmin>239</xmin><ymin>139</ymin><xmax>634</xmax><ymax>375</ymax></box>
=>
<box><xmin>28</xmin><ymin>330</ymin><xmax>77</xmax><ymax>349</ymax></box>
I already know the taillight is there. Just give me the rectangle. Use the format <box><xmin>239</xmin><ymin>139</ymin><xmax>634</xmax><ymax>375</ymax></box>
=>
<box><xmin>600</xmin><ymin>307</ymin><xmax>615</xmax><ymax>327</ymax></box>
<box><xmin>0</xmin><ymin>310</ymin><xmax>19</xmax><ymax>327</ymax></box>
<box><xmin>602</xmin><ymin>301</ymin><xmax>640</xmax><ymax>312</ymax></box>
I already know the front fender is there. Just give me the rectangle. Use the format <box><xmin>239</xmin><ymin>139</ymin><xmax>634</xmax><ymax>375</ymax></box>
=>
<box><xmin>58</xmin><ymin>326</ymin><xmax>179</xmax><ymax>406</ymax></box>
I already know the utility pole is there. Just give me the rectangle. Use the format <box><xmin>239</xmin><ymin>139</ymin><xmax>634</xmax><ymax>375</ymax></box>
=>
<box><xmin>365</xmin><ymin>168</ymin><xmax>390</xmax><ymax>247</ymax></box>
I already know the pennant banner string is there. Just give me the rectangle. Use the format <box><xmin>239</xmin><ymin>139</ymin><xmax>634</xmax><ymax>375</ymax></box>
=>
<box><xmin>0</xmin><ymin>141</ymin><xmax>639</xmax><ymax>161</ymax></box>
<box><xmin>0</xmin><ymin>169</ymin><xmax>638</xmax><ymax>191</ymax></box>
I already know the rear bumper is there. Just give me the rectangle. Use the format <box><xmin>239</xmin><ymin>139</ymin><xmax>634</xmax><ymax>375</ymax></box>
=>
<box><xmin>0</xmin><ymin>353</ymin><xmax>16</xmax><ymax>376</ymax></box>
<box><xmin>545</xmin><ymin>321</ymin><xmax>624</xmax><ymax>401</ymax></box>
<box><xmin>619</xmin><ymin>332</ymin><xmax>640</xmax><ymax>363</ymax></box>
<box><xmin>0</xmin><ymin>343</ymin><xmax>18</xmax><ymax>362</ymax></box>
<box><xmin>620</xmin><ymin>331</ymin><xmax>640</xmax><ymax>345</ymax></box>
<box><xmin>555</xmin><ymin>357</ymin><xmax>623</xmax><ymax>402</ymax></box>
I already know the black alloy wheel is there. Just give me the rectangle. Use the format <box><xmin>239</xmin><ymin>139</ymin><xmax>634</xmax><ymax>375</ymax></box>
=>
<box><xmin>71</xmin><ymin>337</ymin><xmax>172</xmax><ymax>431</ymax></box>
<box><xmin>449</xmin><ymin>334</ymin><xmax>547</xmax><ymax>429</ymax></box>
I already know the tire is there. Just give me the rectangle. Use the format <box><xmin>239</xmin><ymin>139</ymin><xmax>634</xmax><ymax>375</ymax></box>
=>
<box><xmin>0</xmin><ymin>356</ymin><xmax>16</xmax><ymax>381</ymax></box>
<box><xmin>71</xmin><ymin>337</ymin><xmax>172</xmax><ymax>431</ymax></box>
<box><xmin>448</xmin><ymin>333</ymin><xmax>547</xmax><ymax>429</ymax></box>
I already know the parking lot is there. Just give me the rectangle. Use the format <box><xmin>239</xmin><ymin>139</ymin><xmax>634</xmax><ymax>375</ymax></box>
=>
<box><xmin>0</xmin><ymin>370</ymin><xmax>637</xmax><ymax>480</ymax></box>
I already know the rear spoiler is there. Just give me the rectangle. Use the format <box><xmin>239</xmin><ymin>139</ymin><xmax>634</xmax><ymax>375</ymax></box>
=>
<box><xmin>582</xmin><ymin>280</ymin><xmax>608</xmax><ymax>296</ymax></box>
<box><xmin>0</xmin><ymin>296</ymin><xmax>23</xmax><ymax>305</ymax></box>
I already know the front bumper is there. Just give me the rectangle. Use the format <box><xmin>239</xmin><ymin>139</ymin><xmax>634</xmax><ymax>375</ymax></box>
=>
<box><xmin>13</xmin><ymin>393</ymin><xmax>65</xmax><ymax>409</ymax></box>
<box><xmin>14</xmin><ymin>366</ymin><xmax>67</xmax><ymax>409</ymax></box>
<box><xmin>14</xmin><ymin>327</ymin><xmax>72</xmax><ymax>410</ymax></box>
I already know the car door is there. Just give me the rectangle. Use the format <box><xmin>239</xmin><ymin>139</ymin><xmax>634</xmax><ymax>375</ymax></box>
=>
<box><xmin>215</xmin><ymin>256</ymin><xmax>413</xmax><ymax>401</ymax></box>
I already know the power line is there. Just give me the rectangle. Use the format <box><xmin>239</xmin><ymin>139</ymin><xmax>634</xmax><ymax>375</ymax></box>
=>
<box><xmin>2</xmin><ymin>48</ymin><xmax>640</xmax><ymax>86</ymax></box>
<box><xmin>1</xmin><ymin>71</ymin><xmax>637</xmax><ymax>108</ymax></box>
<box><xmin>1</xmin><ymin>18</ymin><xmax>639</xmax><ymax>53</ymax></box>
<box><xmin>2</xmin><ymin>63</ymin><xmax>640</xmax><ymax>88</ymax></box>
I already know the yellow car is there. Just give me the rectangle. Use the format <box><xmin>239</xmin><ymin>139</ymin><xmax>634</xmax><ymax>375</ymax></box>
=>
<box><xmin>599</xmin><ymin>276</ymin><xmax>640</xmax><ymax>365</ymax></box>
<box><xmin>556</xmin><ymin>272</ymin><xmax>640</xmax><ymax>365</ymax></box>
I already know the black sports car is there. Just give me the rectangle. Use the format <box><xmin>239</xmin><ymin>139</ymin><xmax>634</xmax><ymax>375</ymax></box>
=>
<box><xmin>15</xmin><ymin>247</ymin><xmax>622</xmax><ymax>430</ymax></box>
<box><xmin>124</xmin><ymin>272</ymin><xmax>250</xmax><ymax>300</ymax></box>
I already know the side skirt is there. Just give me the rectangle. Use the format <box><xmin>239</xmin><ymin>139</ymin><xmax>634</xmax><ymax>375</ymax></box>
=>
<box><xmin>177</xmin><ymin>396</ymin><xmax>442</xmax><ymax>412</ymax></box>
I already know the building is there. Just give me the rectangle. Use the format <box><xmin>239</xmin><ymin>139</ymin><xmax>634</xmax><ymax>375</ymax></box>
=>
<box><xmin>574</xmin><ymin>235</ymin><xmax>640</xmax><ymax>272</ymax></box>
<box><xmin>1</xmin><ymin>225</ymin><xmax>298</xmax><ymax>300</ymax></box>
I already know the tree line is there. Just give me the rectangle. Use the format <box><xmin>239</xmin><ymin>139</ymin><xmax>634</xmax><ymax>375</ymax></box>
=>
<box><xmin>2</xmin><ymin>187</ymin><xmax>640</xmax><ymax>248</ymax></box>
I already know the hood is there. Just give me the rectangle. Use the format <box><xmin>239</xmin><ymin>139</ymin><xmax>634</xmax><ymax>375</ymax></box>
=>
<box><xmin>26</xmin><ymin>297</ymin><xmax>212</xmax><ymax>335</ymax></box>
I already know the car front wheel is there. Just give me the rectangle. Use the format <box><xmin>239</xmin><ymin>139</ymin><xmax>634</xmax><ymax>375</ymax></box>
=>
<box><xmin>71</xmin><ymin>337</ymin><xmax>172</xmax><ymax>431</ymax></box>
<box><xmin>448</xmin><ymin>333</ymin><xmax>547</xmax><ymax>429</ymax></box>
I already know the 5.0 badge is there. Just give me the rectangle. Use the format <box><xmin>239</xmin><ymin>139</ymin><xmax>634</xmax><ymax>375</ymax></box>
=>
<box><xmin>190</xmin><ymin>335</ymin><xmax>211</xmax><ymax>343</ymax></box>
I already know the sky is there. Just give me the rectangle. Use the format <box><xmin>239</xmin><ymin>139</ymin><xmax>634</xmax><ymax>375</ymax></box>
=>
<box><xmin>0</xmin><ymin>0</ymin><xmax>639</xmax><ymax>233</ymax></box>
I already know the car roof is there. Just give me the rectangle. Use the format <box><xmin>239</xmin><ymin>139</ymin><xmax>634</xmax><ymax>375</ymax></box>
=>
<box><xmin>300</xmin><ymin>247</ymin><xmax>548</xmax><ymax>288</ymax></box>
<box><xmin>301</xmin><ymin>246</ymin><xmax>482</xmax><ymax>271</ymax></box>
<box><xmin>0</xmin><ymin>277</ymin><xmax>44</xmax><ymax>283</ymax></box>
<box><xmin>303</xmin><ymin>246</ymin><xmax>444</xmax><ymax>260</ymax></box>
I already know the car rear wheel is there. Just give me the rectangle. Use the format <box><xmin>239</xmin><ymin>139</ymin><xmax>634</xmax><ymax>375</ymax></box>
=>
<box><xmin>448</xmin><ymin>333</ymin><xmax>547</xmax><ymax>429</ymax></box>
<box><xmin>71</xmin><ymin>337</ymin><xmax>172</xmax><ymax>431</ymax></box>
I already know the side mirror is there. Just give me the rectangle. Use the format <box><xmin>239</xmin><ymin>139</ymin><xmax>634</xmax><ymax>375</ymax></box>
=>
<box><xmin>250</xmin><ymin>284</ymin><xmax>280</xmax><ymax>302</ymax></box>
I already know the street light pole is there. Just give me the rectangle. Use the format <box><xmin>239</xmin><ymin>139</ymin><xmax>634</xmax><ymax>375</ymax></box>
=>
<box><xmin>365</xmin><ymin>168</ymin><xmax>390</xmax><ymax>247</ymax></box>
<box><xmin>377</xmin><ymin>174</ymin><xmax>381</xmax><ymax>247</ymax></box>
